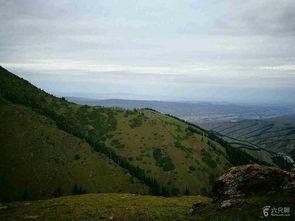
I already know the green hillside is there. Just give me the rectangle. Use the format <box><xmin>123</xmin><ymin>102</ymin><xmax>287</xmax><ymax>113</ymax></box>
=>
<box><xmin>0</xmin><ymin>97</ymin><xmax>148</xmax><ymax>202</ymax></box>
<box><xmin>202</xmin><ymin>117</ymin><xmax>295</xmax><ymax>155</ymax></box>
<box><xmin>212</xmin><ymin>134</ymin><xmax>283</xmax><ymax>167</ymax></box>
<box><xmin>0</xmin><ymin>66</ymin><xmax>269</xmax><ymax>200</ymax></box>
<box><xmin>202</xmin><ymin>117</ymin><xmax>295</xmax><ymax>161</ymax></box>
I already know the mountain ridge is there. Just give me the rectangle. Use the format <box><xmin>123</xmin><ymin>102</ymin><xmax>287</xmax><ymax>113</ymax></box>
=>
<box><xmin>66</xmin><ymin>96</ymin><xmax>295</xmax><ymax>123</ymax></box>
<box><xmin>202</xmin><ymin>116</ymin><xmax>295</xmax><ymax>162</ymax></box>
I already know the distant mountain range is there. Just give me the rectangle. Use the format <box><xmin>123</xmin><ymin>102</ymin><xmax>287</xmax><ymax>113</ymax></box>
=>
<box><xmin>66</xmin><ymin>97</ymin><xmax>295</xmax><ymax>123</ymax></box>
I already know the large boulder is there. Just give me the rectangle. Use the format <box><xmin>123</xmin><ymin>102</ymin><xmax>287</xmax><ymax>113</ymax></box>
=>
<box><xmin>212</xmin><ymin>164</ymin><xmax>295</xmax><ymax>201</ymax></box>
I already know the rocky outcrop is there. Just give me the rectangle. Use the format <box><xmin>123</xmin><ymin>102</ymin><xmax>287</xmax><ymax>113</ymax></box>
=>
<box><xmin>212</xmin><ymin>164</ymin><xmax>295</xmax><ymax>201</ymax></box>
<box><xmin>219</xmin><ymin>198</ymin><xmax>246</xmax><ymax>209</ymax></box>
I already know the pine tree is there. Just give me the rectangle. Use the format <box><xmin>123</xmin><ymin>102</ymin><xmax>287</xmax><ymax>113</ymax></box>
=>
<box><xmin>184</xmin><ymin>186</ymin><xmax>190</xmax><ymax>195</ymax></box>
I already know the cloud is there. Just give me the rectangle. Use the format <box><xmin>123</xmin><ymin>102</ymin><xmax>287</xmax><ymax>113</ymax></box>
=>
<box><xmin>1</xmin><ymin>0</ymin><xmax>295</xmax><ymax>104</ymax></box>
<box><xmin>210</xmin><ymin>0</ymin><xmax>295</xmax><ymax>36</ymax></box>
<box><xmin>259</xmin><ymin>65</ymin><xmax>295</xmax><ymax>71</ymax></box>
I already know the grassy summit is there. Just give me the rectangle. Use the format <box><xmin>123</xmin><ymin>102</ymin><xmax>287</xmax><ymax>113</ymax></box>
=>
<box><xmin>0</xmin><ymin>193</ymin><xmax>211</xmax><ymax>221</ymax></box>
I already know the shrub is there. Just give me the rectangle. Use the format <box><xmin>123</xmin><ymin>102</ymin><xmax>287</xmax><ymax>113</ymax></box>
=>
<box><xmin>202</xmin><ymin>151</ymin><xmax>217</xmax><ymax>168</ymax></box>
<box><xmin>189</xmin><ymin>166</ymin><xmax>196</xmax><ymax>171</ymax></box>
<box><xmin>153</xmin><ymin>148</ymin><xmax>175</xmax><ymax>171</ymax></box>
<box><xmin>129</xmin><ymin>114</ymin><xmax>148</xmax><ymax>128</ymax></box>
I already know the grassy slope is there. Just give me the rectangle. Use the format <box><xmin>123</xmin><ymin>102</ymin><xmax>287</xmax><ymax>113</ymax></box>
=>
<box><xmin>0</xmin><ymin>193</ymin><xmax>211</xmax><ymax>221</ymax></box>
<box><xmin>0</xmin><ymin>97</ymin><xmax>148</xmax><ymax>202</ymax></box>
<box><xmin>216</xmin><ymin>134</ymin><xmax>276</xmax><ymax>166</ymax></box>
<box><xmin>0</xmin><ymin>66</ymin><xmax>269</xmax><ymax>197</ymax></box>
<box><xmin>0</xmin><ymin>193</ymin><xmax>293</xmax><ymax>221</ymax></box>
<box><xmin>104</xmin><ymin>109</ymin><xmax>232</xmax><ymax>195</ymax></box>
<box><xmin>202</xmin><ymin>117</ymin><xmax>295</xmax><ymax>156</ymax></box>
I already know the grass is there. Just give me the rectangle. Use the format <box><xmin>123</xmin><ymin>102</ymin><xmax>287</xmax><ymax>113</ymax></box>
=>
<box><xmin>97</xmin><ymin>107</ymin><xmax>232</xmax><ymax>195</ymax></box>
<box><xmin>1</xmin><ymin>193</ymin><xmax>292</xmax><ymax>221</ymax></box>
<box><xmin>153</xmin><ymin>148</ymin><xmax>175</xmax><ymax>171</ymax></box>
<box><xmin>0</xmin><ymin>193</ymin><xmax>211</xmax><ymax>221</ymax></box>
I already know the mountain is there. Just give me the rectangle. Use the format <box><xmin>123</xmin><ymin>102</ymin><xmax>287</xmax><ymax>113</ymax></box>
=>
<box><xmin>66</xmin><ymin>97</ymin><xmax>295</xmax><ymax>123</ymax></box>
<box><xmin>0</xmin><ymin>66</ymin><xmax>268</xmax><ymax>201</ymax></box>
<box><xmin>201</xmin><ymin>116</ymin><xmax>295</xmax><ymax>162</ymax></box>
<box><xmin>67</xmin><ymin>98</ymin><xmax>295</xmax><ymax>170</ymax></box>
<box><xmin>0</xmin><ymin>94</ymin><xmax>148</xmax><ymax>202</ymax></box>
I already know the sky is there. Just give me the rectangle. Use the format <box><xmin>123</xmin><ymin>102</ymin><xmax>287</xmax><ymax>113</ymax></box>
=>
<box><xmin>1</xmin><ymin>0</ymin><xmax>295</xmax><ymax>105</ymax></box>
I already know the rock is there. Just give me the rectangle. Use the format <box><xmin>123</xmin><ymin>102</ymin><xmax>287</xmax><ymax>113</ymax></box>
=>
<box><xmin>219</xmin><ymin>199</ymin><xmax>245</xmax><ymax>209</ymax></box>
<box><xmin>212</xmin><ymin>164</ymin><xmax>295</xmax><ymax>201</ymax></box>
<box><xmin>220</xmin><ymin>200</ymin><xmax>232</xmax><ymax>208</ymax></box>
<box><xmin>190</xmin><ymin>201</ymin><xmax>208</xmax><ymax>216</ymax></box>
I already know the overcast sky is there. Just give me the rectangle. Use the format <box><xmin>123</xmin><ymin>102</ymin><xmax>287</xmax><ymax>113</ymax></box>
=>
<box><xmin>1</xmin><ymin>0</ymin><xmax>295</xmax><ymax>105</ymax></box>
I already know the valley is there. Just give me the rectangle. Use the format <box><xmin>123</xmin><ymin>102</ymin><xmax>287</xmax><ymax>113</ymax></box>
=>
<box><xmin>201</xmin><ymin>116</ymin><xmax>295</xmax><ymax>160</ymax></box>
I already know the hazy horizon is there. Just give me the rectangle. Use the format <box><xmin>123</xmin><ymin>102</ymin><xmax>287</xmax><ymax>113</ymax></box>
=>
<box><xmin>1</xmin><ymin>0</ymin><xmax>295</xmax><ymax>105</ymax></box>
